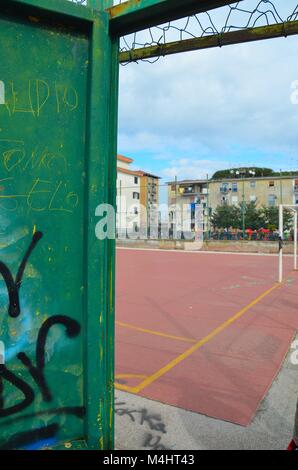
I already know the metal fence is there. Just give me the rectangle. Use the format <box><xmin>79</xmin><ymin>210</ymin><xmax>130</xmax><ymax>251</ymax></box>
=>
<box><xmin>118</xmin><ymin>0</ymin><xmax>298</xmax><ymax>63</ymax></box>
<box><xmin>66</xmin><ymin>1</ymin><xmax>298</xmax><ymax>63</ymax></box>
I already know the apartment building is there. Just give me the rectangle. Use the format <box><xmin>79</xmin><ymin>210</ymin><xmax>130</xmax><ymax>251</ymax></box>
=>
<box><xmin>208</xmin><ymin>175</ymin><xmax>298</xmax><ymax>209</ymax></box>
<box><xmin>117</xmin><ymin>155</ymin><xmax>160</xmax><ymax>236</ymax></box>
<box><xmin>167</xmin><ymin>174</ymin><xmax>298</xmax><ymax>233</ymax></box>
<box><xmin>167</xmin><ymin>179</ymin><xmax>210</xmax><ymax>232</ymax></box>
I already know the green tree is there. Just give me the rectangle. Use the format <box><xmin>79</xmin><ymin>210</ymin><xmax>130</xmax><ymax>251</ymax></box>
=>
<box><xmin>211</xmin><ymin>205</ymin><xmax>241</xmax><ymax>229</ymax></box>
<box><xmin>244</xmin><ymin>202</ymin><xmax>263</xmax><ymax>230</ymax></box>
<box><xmin>212</xmin><ymin>167</ymin><xmax>273</xmax><ymax>180</ymax></box>
<box><xmin>259</xmin><ymin>206</ymin><xmax>292</xmax><ymax>230</ymax></box>
<box><xmin>212</xmin><ymin>204</ymin><xmax>293</xmax><ymax>232</ymax></box>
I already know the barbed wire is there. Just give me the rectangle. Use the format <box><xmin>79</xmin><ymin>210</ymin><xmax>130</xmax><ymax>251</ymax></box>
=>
<box><xmin>118</xmin><ymin>0</ymin><xmax>298</xmax><ymax>64</ymax></box>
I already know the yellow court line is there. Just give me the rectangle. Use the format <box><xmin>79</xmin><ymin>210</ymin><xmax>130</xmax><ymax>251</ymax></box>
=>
<box><xmin>116</xmin><ymin>374</ymin><xmax>147</xmax><ymax>380</ymax></box>
<box><xmin>115</xmin><ymin>374</ymin><xmax>147</xmax><ymax>393</ymax></box>
<box><xmin>116</xmin><ymin>320</ymin><xmax>196</xmax><ymax>344</ymax></box>
<box><xmin>115</xmin><ymin>383</ymin><xmax>138</xmax><ymax>393</ymax></box>
<box><xmin>134</xmin><ymin>282</ymin><xmax>281</xmax><ymax>394</ymax></box>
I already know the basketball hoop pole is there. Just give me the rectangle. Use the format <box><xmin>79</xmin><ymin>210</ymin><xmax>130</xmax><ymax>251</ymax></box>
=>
<box><xmin>279</xmin><ymin>204</ymin><xmax>283</xmax><ymax>283</ymax></box>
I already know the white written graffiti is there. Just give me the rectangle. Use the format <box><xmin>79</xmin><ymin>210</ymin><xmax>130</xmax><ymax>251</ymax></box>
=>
<box><xmin>290</xmin><ymin>339</ymin><xmax>298</xmax><ymax>365</ymax></box>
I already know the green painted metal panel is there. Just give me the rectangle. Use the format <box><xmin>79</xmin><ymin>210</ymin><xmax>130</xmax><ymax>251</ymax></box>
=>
<box><xmin>0</xmin><ymin>0</ymin><xmax>117</xmax><ymax>450</ymax></box>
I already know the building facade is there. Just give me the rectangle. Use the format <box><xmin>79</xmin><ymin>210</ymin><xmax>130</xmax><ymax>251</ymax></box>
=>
<box><xmin>167</xmin><ymin>179</ymin><xmax>209</xmax><ymax>233</ymax></box>
<box><xmin>208</xmin><ymin>175</ymin><xmax>298</xmax><ymax>209</ymax></box>
<box><xmin>167</xmin><ymin>174</ymin><xmax>298</xmax><ymax>234</ymax></box>
<box><xmin>117</xmin><ymin>155</ymin><xmax>160</xmax><ymax>236</ymax></box>
<box><xmin>138</xmin><ymin>171</ymin><xmax>160</xmax><ymax>231</ymax></box>
<box><xmin>117</xmin><ymin>155</ymin><xmax>141</xmax><ymax>236</ymax></box>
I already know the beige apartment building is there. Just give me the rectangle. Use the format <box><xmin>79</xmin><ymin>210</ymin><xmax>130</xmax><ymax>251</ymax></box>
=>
<box><xmin>167</xmin><ymin>174</ymin><xmax>298</xmax><ymax>233</ymax></box>
<box><xmin>208</xmin><ymin>175</ymin><xmax>298</xmax><ymax>209</ymax></box>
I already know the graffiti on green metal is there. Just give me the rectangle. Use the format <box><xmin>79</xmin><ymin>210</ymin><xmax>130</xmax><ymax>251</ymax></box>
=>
<box><xmin>0</xmin><ymin>14</ymin><xmax>89</xmax><ymax>449</ymax></box>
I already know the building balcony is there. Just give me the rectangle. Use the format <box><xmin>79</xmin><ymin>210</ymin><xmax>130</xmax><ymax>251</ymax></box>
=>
<box><xmin>181</xmin><ymin>188</ymin><xmax>196</xmax><ymax>195</ymax></box>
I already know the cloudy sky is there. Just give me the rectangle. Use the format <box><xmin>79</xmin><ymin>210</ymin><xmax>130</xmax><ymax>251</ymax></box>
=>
<box><xmin>117</xmin><ymin>0</ymin><xmax>298</xmax><ymax>196</ymax></box>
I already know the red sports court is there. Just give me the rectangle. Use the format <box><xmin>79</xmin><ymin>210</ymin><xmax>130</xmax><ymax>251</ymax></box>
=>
<box><xmin>115</xmin><ymin>248</ymin><xmax>298</xmax><ymax>426</ymax></box>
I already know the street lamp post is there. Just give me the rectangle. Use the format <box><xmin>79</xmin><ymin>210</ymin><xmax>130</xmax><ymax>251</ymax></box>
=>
<box><xmin>242</xmin><ymin>177</ymin><xmax>245</xmax><ymax>239</ymax></box>
<box><xmin>206</xmin><ymin>173</ymin><xmax>210</xmax><ymax>240</ymax></box>
<box><xmin>233</xmin><ymin>170</ymin><xmax>245</xmax><ymax>239</ymax></box>
<box><xmin>231</xmin><ymin>168</ymin><xmax>255</xmax><ymax>240</ymax></box>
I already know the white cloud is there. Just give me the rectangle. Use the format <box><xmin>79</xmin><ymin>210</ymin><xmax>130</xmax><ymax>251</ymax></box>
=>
<box><xmin>161</xmin><ymin>158</ymin><xmax>230</xmax><ymax>180</ymax></box>
<box><xmin>118</xmin><ymin>3</ymin><xmax>298</xmax><ymax>180</ymax></box>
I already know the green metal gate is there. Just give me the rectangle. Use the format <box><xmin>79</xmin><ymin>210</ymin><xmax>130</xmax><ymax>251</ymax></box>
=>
<box><xmin>0</xmin><ymin>0</ymin><xmax>118</xmax><ymax>450</ymax></box>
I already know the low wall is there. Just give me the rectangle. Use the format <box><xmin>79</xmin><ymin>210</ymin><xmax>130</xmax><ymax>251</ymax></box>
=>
<box><xmin>202</xmin><ymin>240</ymin><xmax>292</xmax><ymax>254</ymax></box>
<box><xmin>116</xmin><ymin>239</ymin><xmax>295</xmax><ymax>254</ymax></box>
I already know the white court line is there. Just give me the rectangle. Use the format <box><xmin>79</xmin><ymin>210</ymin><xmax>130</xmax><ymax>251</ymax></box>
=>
<box><xmin>116</xmin><ymin>246</ymin><xmax>289</xmax><ymax>257</ymax></box>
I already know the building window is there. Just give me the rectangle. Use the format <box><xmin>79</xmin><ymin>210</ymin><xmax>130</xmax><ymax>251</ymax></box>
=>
<box><xmin>250</xmin><ymin>180</ymin><xmax>256</xmax><ymax>188</ymax></box>
<box><xmin>269</xmin><ymin>181</ymin><xmax>275</xmax><ymax>188</ymax></box>
<box><xmin>232</xmin><ymin>182</ymin><xmax>237</xmax><ymax>192</ymax></box>
<box><xmin>133</xmin><ymin>222</ymin><xmax>139</xmax><ymax>233</ymax></box>
<box><xmin>268</xmin><ymin>194</ymin><xmax>276</xmax><ymax>206</ymax></box>
<box><xmin>220</xmin><ymin>183</ymin><xmax>229</xmax><ymax>193</ymax></box>
<box><xmin>134</xmin><ymin>176</ymin><xmax>138</xmax><ymax>184</ymax></box>
<box><xmin>134</xmin><ymin>207</ymin><xmax>138</xmax><ymax>215</ymax></box>
<box><xmin>133</xmin><ymin>192</ymin><xmax>140</xmax><ymax>200</ymax></box>
<box><xmin>231</xmin><ymin>196</ymin><xmax>238</xmax><ymax>205</ymax></box>
<box><xmin>294</xmin><ymin>180</ymin><xmax>298</xmax><ymax>191</ymax></box>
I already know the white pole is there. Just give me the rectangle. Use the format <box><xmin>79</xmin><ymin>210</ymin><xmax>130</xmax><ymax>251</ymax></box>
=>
<box><xmin>279</xmin><ymin>204</ymin><xmax>283</xmax><ymax>283</ymax></box>
<box><xmin>294</xmin><ymin>211</ymin><xmax>297</xmax><ymax>270</ymax></box>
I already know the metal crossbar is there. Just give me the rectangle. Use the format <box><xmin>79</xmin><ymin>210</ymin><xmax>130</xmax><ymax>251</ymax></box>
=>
<box><xmin>116</xmin><ymin>1</ymin><xmax>298</xmax><ymax>64</ymax></box>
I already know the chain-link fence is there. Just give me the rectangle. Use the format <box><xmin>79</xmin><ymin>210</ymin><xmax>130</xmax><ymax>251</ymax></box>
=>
<box><xmin>67</xmin><ymin>1</ymin><xmax>298</xmax><ymax>64</ymax></box>
<box><xmin>117</xmin><ymin>1</ymin><xmax>298</xmax><ymax>63</ymax></box>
